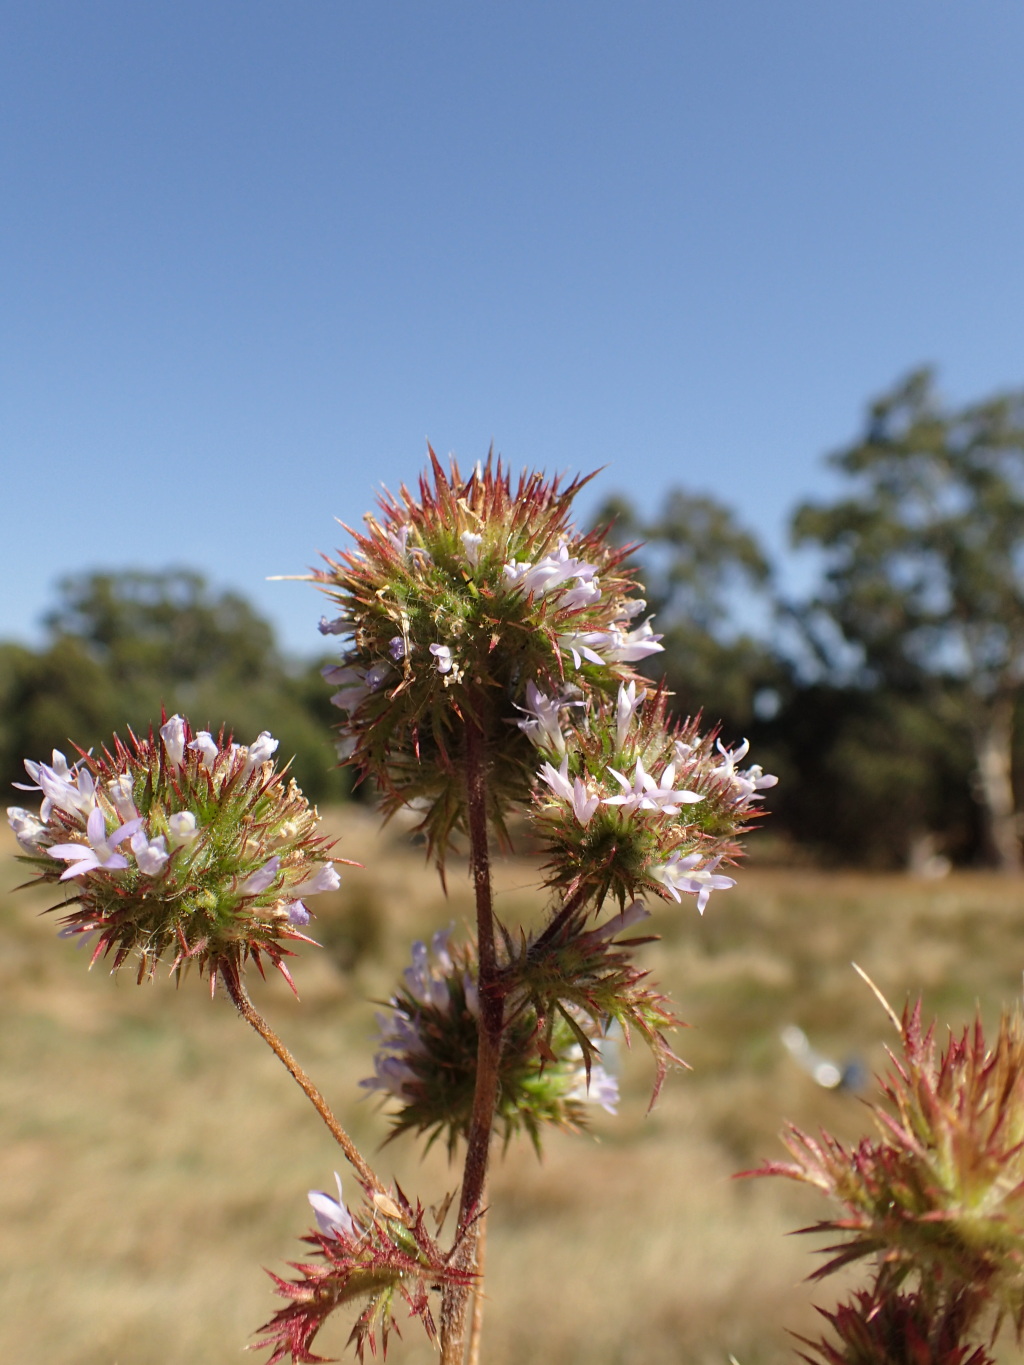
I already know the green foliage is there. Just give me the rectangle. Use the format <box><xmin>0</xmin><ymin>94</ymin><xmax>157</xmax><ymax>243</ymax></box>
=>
<box><xmin>793</xmin><ymin>369</ymin><xmax>1024</xmax><ymax>868</ymax></box>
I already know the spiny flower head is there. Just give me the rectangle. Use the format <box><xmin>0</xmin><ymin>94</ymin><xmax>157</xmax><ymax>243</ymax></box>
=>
<box><xmin>795</xmin><ymin>1287</ymin><xmax>995</xmax><ymax>1365</ymax></box>
<box><xmin>751</xmin><ymin>1001</ymin><xmax>1024</xmax><ymax>1339</ymax></box>
<box><xmin>9</xmin><ymin>715</ymin><xmax>349</xmax><ymax>992</ymax></box>
<box><xmin>315</xmin><ymin>451</ymin><xmax>655</xmax><ymax>862</ymax></box>
<box><xmin>527</xmin><ymin>683</ymin><xmax>773</xmax><ymax>912</ymax></box>
<box><xmin>361</xmin><ymin>927</ymin><xmax>621</xmax><ymax>1154</ymax></box>
<box><xmin>254</xmin><ymin>1175</ymin><xmax>471</xmax><ymax>1364</ymax></box>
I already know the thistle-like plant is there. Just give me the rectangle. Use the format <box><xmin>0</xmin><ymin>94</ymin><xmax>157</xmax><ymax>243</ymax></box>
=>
<box><xmin>9</xmin><ymin>452</ymin><xmax>776</xmax><ymax>1364</ymax></box>
<box><xmin>751</xmin><ymin>987</ymin><xmax>1024</xmax><ymax>1364</ymax></box>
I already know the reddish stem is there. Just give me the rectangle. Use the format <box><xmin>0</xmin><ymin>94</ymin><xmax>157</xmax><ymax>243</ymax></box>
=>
<box><xmin>440</xmin><ymin>719</ymin><xmax>505</xmax><ymax>1365</ymax></box>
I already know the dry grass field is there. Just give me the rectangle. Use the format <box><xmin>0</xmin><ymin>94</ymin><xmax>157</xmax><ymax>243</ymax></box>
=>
<box><xmin>3</xmin><ymin>809</ymin><xmax>1024</xmax><ymax>1364</ymax></box>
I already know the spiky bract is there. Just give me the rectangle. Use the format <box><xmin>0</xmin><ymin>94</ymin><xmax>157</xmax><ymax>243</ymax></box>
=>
<box><xmin>753</xmin><ymin>1001</ymin><xmax>1024</xmax><ymax>1356</ymax></box>
<box><xmin>795</xmin><ymin>1287</ymin><xmax>995</xmax><ymax>1365</ymax></box>
<box><xmin>253</xmin><ymin>1188</ymin><xmax>471</xmax><ymax>1364</ymax></box>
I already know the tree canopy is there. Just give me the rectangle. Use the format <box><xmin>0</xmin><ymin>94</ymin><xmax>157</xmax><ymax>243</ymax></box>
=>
<box><xmin>793</xmin><ymin>368</ymin><xmax>1024</xmax><ymax>868</ymax></box>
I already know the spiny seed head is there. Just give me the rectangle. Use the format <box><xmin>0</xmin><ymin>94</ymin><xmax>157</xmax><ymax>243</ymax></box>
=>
<box><xmin>10</xmin><ymin>715</ymin><xmax>349</xmax><ymax>992</ymax></box>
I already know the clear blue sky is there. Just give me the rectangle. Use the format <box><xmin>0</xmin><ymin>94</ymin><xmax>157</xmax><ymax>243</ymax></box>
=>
<box><xmin>4</xmin><ymin>2</ymin><xmax>1024</xmax><ymax>657</ymax></box>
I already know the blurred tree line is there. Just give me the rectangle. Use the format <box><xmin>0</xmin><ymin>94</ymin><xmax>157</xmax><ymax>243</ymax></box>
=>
<box><xmin>4</xmin><ymin>367</ymin><xmax>1023</xmax><ymax>870</ymax></box>
<box><xmin>0</xmin><ymin>569</ymin><xmax>349</xmax><ymax>806</ymax></box>
<box><xmin>603</xmin><ymin>367</ymin><xmax>1024</xmax><ymax>872</ymax></box>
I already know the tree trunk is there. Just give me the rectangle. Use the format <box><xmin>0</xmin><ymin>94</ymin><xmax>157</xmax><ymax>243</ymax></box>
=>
<box><xmin>972</xmin><ymin>694</ymin><xmax>1022</xmax><ymax>873</ymax></box>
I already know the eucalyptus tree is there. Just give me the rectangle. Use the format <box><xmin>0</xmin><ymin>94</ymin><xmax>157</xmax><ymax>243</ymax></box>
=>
<box><xmin>793</xmin><ymin>368</ymin><xmax>1024</xmax><ymax>870</ymax></box>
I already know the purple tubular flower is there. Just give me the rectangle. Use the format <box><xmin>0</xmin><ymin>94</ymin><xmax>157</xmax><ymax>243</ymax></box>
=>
<box><xmin>308</xmin><ymin>1172</ymin><xmax>356</xmax><ymax>1241</ymax></box>
<box><xmin>239</xmin><ymin>855</ymin><xmax>281</xmax><ymax>896</ymax></box>
<box><xmin>47</xmin><ymin>808</ymin><xmax>144</xmax><ymax>881</ymax></box>
<box><xmin>286</xmin><ymin>900</ymin><xmax>310</xmax><ymax>926</ymax></box>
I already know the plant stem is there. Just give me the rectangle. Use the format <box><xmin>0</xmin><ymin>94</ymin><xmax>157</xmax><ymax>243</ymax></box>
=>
<box><xmin>467</xmin><ymin>1203</ymin><xmax>488</xmax><ymax>1365</ymax></box>
<box><xmin>441</xmin><ymin>719</ymin><xmax>505</xmax><ymax>1365</ymax></box>
<box><xmin>225</xmin><ymin>969</ymin><xmax>384</xmax><ymax>1195</ymax></box>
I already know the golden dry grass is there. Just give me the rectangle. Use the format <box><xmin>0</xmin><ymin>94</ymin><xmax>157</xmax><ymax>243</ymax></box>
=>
<box><xmin>3</xmin><ymin>810</ymin><xmax>1024</xmax><ymax>1364</ymax></box>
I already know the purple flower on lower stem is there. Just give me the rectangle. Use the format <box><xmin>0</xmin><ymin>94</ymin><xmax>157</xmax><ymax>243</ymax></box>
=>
<box><xmin>568</xmin><ymin>1057</ymin><xmax>620</xmax><ymax>1115</ymax></box>
<box><xmin>47</xmin><ymin>807</ymin><xmax>144</xmax><ymax>881</ymax></box>
<box><xmin>308</xmin><ymin>1172</ymin><xmax>357</xmax><ymax>1241</ymax></box>
<box><xmin>429</xmin><ymin>643</ymin><xmax>453</xmax><ymax>674</ymax></box>
<box><xmin>285</xmin><ymin>900</ymin><xmax>310</xmax><ymax>926</ymax></box>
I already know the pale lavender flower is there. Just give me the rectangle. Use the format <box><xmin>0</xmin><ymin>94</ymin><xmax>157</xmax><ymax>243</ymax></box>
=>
<box><xmin>649</xmin><ymin>852</ymin><xmax>736</xmax><ymax>914</ymax></box>
<box><xmin>107</xmin><ymin>774</ymin><xmax>138</xmax><ymax>821</ymax></box>
<box><xmin>460</xmin><ymin>530</ymin><xmax>483</xmax><ymax>566</ymax></box>
<box><xmin>130</xmin><ymin>829</ymin><xmax>169</xmax><ymax>876</ymax></box>
<box><xmin>578</xmin><ymin>901</ymin><xmax>652</xmax><ymax>950</ymax></box>
<box><xmin>568</xmin><ymin>1058</ymin><xmax>620</xmax><ymax>1115</ymax></box>
<box><xmin>605</xmin><ymin>758</ymin><xmax>703</xmax><ymax>816</ymax></box>
<box><xmin>615</xmin><ymin>680</ymin><xmax>647</xmax><ymax>752</ymax></box>
<box><xmin>317</xmin><ymin>614</ymin><xmax>351</xmax><ymax>636</ymax></box>
<box><xmin>570</xmin><ymin>778</ymin><xmax>600</xmax><ymax>826</ymax></box>
<box><xmin>557</xmin><ymin>577</ymin><xmax>602</xmax><ymax>610</ymax></box>
<box><xmin>601</xmin><ymin>617</ymin><xmax>665</xmax><ymax>663</ymax></box>
<box><xmin>167</xmin><ymin>811</ymin><xmax>199</xmax><ymax>845</ymax></box>
<box><xmin>35</xmin><ymin>761</ymin><xmax>96</xmax><ymax>820</ymax></box>
<box><xmin>538</xmin><ymin>755</ymin><xmax>574</xmax><ymax>802</ymax></box>
<box><xmin>323</xmin><ymin>665</ymin><xmax>371</xmax><ymax>713</ymax></box>
<box><xmin>388</xmin><ymin>636</ymin><xmax>407</xmax><ymax>661</ymax></box>
<box><xmin>404</xmin><ymin>938</ymin><xmax>451</xmax><ymax>1009</ymax></box>
<box><xmin>308</xmin><ymin>1173</ymin><xmax>357</xmax><ymax>1241</ymax></box>
<box><xmin>239</xmin><ymin>855</ymin><xmax>281</xmax><ymax>896</ymax></box>
<box><xmin>504</xmin><ymin>544</ymin><xmax>599</xmax><ymax>599</ymax></box>
<box><xmin>538</xmin><ymin>757</ymin><xmax>599</xmax><ymax>826</ymax></box>
<box><xmin>516</xmin><ymin>682</ymin><xmax>567</xmax><ymax>754</ymax></box>
<box><xmin>387</xmin><ymin>524</ymin><xmax>411</xmax><ymax>557</ymax></box>
<box><xmin>16</xmin><ymin>750</ymin><xmax>90</xmax><ymax>822</ymax></box>
<box><xmin>285</xmin><ymin>900</ymin><xmax>310</xmax><ymax>926</ymax></box>
<box><xmin>47</xmin><ymin>807</ymin><xmax>144</xmax><ymax>881</ymax></box>
<box><xmin>429</xmin><ymin>643</ymin><xmax>453</xmax><ymax>674</ymax></box>
<box><xmin>712</xmin><ymin>738</ymin><xmax>779</xmax><ymax>802</ymax></box>
<box><xmin>364</xmin><ymin>661</ymin><xmax>393</xmax><ymax>691</ymax></box>
<box><xmin>240</xmin><ymin>731</ymin><xmax>279</xmax><ymax>778</ymax></box>
<box><xmin>160</xmin><ymin>715</ymin><xmax>187</xmax><ymax>767</ymax></box>
<box><xmin>188</xmin><ymin>731</ymin><xmax>218</xmax><ymax>770</ymax></box>
<box><xmin>557</xmin><ymin>631</ymin><xmax>610</xmax><ymax>668</ymax></box>
<box><xmin>7</xmin><ymin>806</ymin><xmax>48</xmax><ymax>852</ymax></box>
<box><xmin>289</xmin><ymin>862</ymin><xmax>341</xmax><ymax>897</ymax></box>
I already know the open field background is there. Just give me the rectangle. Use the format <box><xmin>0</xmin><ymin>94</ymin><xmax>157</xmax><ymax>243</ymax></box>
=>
<box><xmin>4</xmin><ymin>811</ymin><xmax>1024</xmax><ymax>1365</ymax></box>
